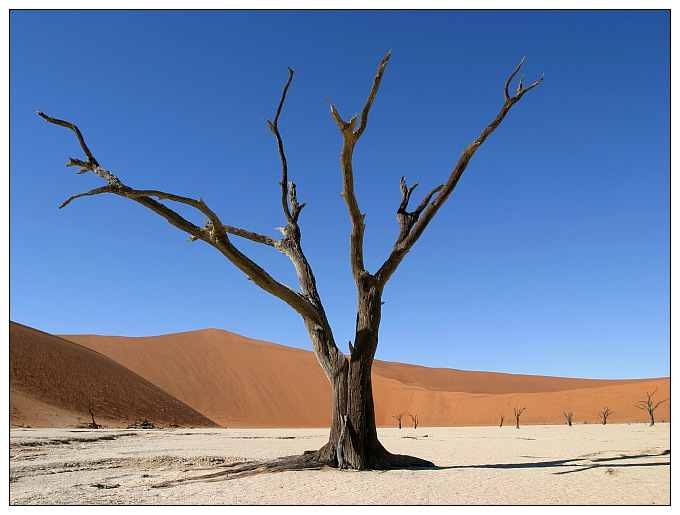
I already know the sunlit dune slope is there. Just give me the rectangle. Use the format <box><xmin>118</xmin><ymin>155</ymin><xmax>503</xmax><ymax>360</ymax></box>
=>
<box><xmin>61</xmin><ymin>327</ymin><xmax>669</xmax><ymax>428</ymax></box>
<box><xmin>62</xmin><ymin>329</ymin><xmax>332</xmax><ymax>428</ymax></box>
<box><xmin>10</xmin><ymin>322</ymin><xmax>218</xmax><ymax>428</ymax></box>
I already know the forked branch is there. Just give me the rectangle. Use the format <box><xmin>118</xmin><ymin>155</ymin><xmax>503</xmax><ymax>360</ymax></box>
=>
<box><xmin>323</xmin><ymin>55</ymin><xmax>542</xmax><ymax>289</ymax></box>
<box><xmin>505</xmin><ymin>57</ymin><xmax>544</xmax><ymax>102</ymax></box>
<box><xmin>37</xmin><ymin>111</ymin><xmax>99</xmax><ymax>167</ymax></box>
<box><xmin>264</xmin><ymin>67</ymin><xmax>306</xmax><ymax>224</ymax></box>
<box><xmin>396</xmin><ymin>177</ymin><xmax>444</xmax><ymax>244</ymax></box>
<box><xmin>375</xmin><ymin>57</ymin><xmax>543</xmax><ymax>288</ymax></box>
<box><xmin>327</xmin><ymin>51</ymin><xmax>392</xmax><ymax>281</ymax></box>
<box><xmin>635</xmin><ymin>388</ymin><xmax>670</xmax><ymax>412</ymax></box>
<box><xmin>40</xmin><ymin>68</ymin><xmax>343</xmax><ymax>375</ymax></box>
<box><xmin>37</xmin><ymin>109</ymin><xmax>321</xmax><ymax>324</ymax></box>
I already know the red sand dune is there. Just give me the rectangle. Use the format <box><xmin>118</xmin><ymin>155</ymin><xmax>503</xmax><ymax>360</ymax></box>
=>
<box><xmin>59</xmin><ymin>326</ymin><xmax>669</xmax><ymax>428</ymax></box>
<box><xmin>62</xmin><ymin>328</ymin><xmax>332</xmax><ymax>428</ymax></box>
<box><xmin>10</xmin><ymin>322</ymin><xmax>217</xmax><ymax>428</ymax></box>
<box><xmin>10</xmin><ymin>321</ymin><xmax>670</xmax><ymax>428</ymax></box>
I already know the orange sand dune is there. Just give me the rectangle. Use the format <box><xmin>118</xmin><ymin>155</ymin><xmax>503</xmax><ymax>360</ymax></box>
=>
<box><xmin>62</xmin><ymin>328</ymin><xmax>332</xmax><ymax>428</ymax></box>
<box><xmin>59</xmin><ymin>327</ymin><xmax>669</xmax><ymax>428</ymax></box>
<box><xmin>10</xmin><ymin>322</ymin><xmax>217</xmax><ymax>428</ymax></box>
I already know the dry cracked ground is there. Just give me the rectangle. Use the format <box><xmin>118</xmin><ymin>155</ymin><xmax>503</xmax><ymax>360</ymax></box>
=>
<box><xmin>9</xmin><ymin>426</ymin><xmax>670</xmax><ymax>505</ymax></box>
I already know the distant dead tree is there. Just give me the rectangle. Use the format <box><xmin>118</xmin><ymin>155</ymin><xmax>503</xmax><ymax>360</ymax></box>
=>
<box><xmin>408</xmin><ymin>413</ymin><xmax>419</xmax><ymax>429</ymax></box>
<box><xmin>563</xmin><ymin>411</ymin><xmax>573</xmax><ymax>427</ymax></box>
<box><xmin>393</xmin><ymin>412</ymin><xmax>404</xmax><ymax>429</ymax></box>
<box><xmin>499</xmin><ymin>413</ymin><xmax>505</xmax><ymax>427</ymax></box>
<box><xmin>598</xmin><ymin>407</ymin><xmax>612</xmax><ymax>425</ymax></box>
<box><xmin>635</xmin><ymin>388</ymin><xmax>669</xmax><ymax>427</ymax></box>
<box><xmin>87</xmin><ymin>403</ymin><xmax>101</xmax><ymax>429</ymax></box>
<box><xmin>513</xmin><ymin>407</ymin><xmax>526</xmax><ymax>429</ymax></box>
<box><xmin>40</xmin><ymin>52</ymin><xmax>542</xmax><ymax>470</ymax></box>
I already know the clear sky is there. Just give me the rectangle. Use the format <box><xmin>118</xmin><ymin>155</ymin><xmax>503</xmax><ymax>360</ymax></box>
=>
<box><xmin>9</xmin><ymin>10</ymin><xmax>670</xmax><ymax>380</ymax></box>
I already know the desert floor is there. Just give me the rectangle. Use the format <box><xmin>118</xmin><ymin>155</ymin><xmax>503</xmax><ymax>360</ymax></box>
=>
<box><xmin>9</xmin><ymin>423</ymin><xmax>670</xmax><ymax>505</ymax></box>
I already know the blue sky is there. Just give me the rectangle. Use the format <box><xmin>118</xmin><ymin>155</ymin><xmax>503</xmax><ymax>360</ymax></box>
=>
<box><xmin>9</xmin><ymin>10</ymin><xmax>670</xmax><ymax>380</ymax></box>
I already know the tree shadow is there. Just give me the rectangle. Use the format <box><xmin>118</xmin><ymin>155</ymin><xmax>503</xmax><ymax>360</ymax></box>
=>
<box><xmin>434</xmin><ymin>449</ymin><xmax>670</xmax><ymax>475</ymax></box>
<box><xmin>150</xmin><ymin>449</ymin><xmax>670</xmax><ymax>487</ymax></box>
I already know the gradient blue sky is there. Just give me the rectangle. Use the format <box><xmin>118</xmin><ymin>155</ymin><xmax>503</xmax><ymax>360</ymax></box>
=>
<box><xmin>9</xmin><ymin>10</ymin><xmax>670</xmax><ymax>380</ymax></box>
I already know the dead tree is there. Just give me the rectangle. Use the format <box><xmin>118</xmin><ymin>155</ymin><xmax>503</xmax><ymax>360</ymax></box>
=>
<box><xmin>39</xmin><ymin>53</ymin><xmax>542</xmax><ymax>470</ymax></box>
<box><xmin>392</xmin><ymin>412</ymin><xmax>404</xmax><ymax>429</ymax></box>
<box><xmin>599</xmin><ymin>407</ymin><xmax>612</xmax><ymax>425</ymax></box>
<box><xmin>513</xmin><ymin>406</ymin><xmax>526</xmax><ymax>429</ymax></box>
<box><xmin>409</xmin><ymin>413</ymin><xmax>418</xmax><ymax>429</ymax></box>
<box><xmin>635</xmin><ymin>388</ymin><xmax>669</xmax><ymax>426</ymax></box>
<box><xmin>499</xmin><ymin>413</ymin><xmax>505</xmax><ymax>427</ymax></box>
<box><xmin>87</xmin><ymin>403</ymin><xmax>101</xmax><ymax>429</ymax></box>
<box><xmin>563</xmin><ymin>411</ymin><xmax>573</xmax><ymax>427</ymax></box>
<box><xmin>127</xmin><ymin>419</ymin><xmax>156</xmax><ymax>429</ymax></box>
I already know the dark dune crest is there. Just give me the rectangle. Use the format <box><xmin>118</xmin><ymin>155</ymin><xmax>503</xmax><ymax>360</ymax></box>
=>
<box><xmin>10</xmin><ymin>322</ymin><xmax>217</xmax><ymax>428</ymax></box>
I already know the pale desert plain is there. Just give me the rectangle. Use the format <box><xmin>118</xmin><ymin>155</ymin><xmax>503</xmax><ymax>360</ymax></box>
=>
<box><xmin>9</xmin><ymin>322</ymin><xmax>671</xmax><ymax>505</ymax></box>
<box><xmin>9</xmin><ymin>424</ymin><xmax>670</xmax><ymax>505</ymax></box>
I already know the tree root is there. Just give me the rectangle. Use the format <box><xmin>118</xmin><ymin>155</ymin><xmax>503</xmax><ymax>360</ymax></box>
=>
<box><xmin>358</xmin><ymin>447</ymin><xmax>435</xmax><ymax>470</ymax></box>
<box><xmin>151</xmin><ymin>448</ymin><xmax>434</xmax><ymax>488</ymax></box>
<box><xmin>314</xmin><ymin>440</ymin><xmax>435</xmax><ymax>471</ymax></box>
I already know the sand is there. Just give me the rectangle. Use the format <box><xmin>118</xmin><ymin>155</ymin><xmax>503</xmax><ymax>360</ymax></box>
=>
<box><xmin>9</xmin><ymin>322</ymin><xmax>672</xmax><ymax>505</ymax></box>
<box><xmin>11</xmin><ymin>322</ymin><xmax>668</xmax><ymax>429</ymax></box>
<box><xmin>9</xmin><ymin>424</ymin><xmax>670</xmax><ymax>505</ymax></box>
<box><xmin>10</xmin><ymin>322</ymin><xmax>217</xmax><ymax>428</ymax></box>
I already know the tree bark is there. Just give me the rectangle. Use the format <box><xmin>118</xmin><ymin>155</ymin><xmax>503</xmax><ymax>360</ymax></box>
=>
<box><xmin>308</xmin><ymin>278</ymin><xmax>432</xmax><ymax>469</ymax></box>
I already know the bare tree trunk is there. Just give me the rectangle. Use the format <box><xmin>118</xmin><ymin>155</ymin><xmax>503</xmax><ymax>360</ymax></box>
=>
<box><xmin>409</xmin><ymin>413</ymin><xmax>418</xmax><ymax>429</ymax></box>
<box><xmin>310</xmin><ymin>331</ymin><xmax>429</xmax><ymax>469</ymax></box>
<box><xmin>309</xmin><ymin>284</ymin><xmax>433</xmax><ymax>469</ymax></box>
<box><xmin>345</xmin><ymin>348</ymin><xmax>384</xmax><ymax>468</ymax></box>
<box><xmin>337</xmin><ymin>284</ymin><xmax>421</xmax><ymax>469</ymax></box>
<box><xmin>514</xmin><ymin>406</ymin><xmax>525</xmax><ymax>429</ymax></box>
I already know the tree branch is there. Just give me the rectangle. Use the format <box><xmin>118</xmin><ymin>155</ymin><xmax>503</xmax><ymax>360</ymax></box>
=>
<box><xmin>59</xmin><ymin>185</ymin><xmax>118</xmax><ymax>209</ymax></box>
<box><xmin>260</xmin><ymin>70</ymin><xmax>344</xmax><ymax>375</ymax></box>
<box><xmin>375</xmin><ymin>58</ymin><xmax>543</xmax><ymax>288</ymax></box>
<box><xmin>395</xmin><ymin>177</ymin><xmax>444</xmax><ymax>244</ymax></box>
<box><xmin>635</xmin><ymin>388</ymin><xmax>670</xmax><ymax>412</ymax></box>
<box><xmin>356</xmin><ymin>51</ymin><xmax>391</xmax><ymax>138</ymax></box>
<box><xmin>328</xmin><ymin>51</ymin><xmax>392</xmax><ymax>281</ymax></box>
<box><xmin>652</xmin><ymin>398</ymin><xmax>670</xmax><ymax>410</ymax></box>
<box><xmin>215</xmin><ymin>225</ymin><xmax>279</xmax><ymax>247</ymax></box>
<box><xmin>38</xmin><ymin>110</ymin><xmax>322</xmax><ymax>324</ymax></box>
<box><xmin>37</xmin><ymin>110</ymin><xmax>99</xmax><ymax>166</ymax></box>
<box><xmin>264</xmin><ymin>67</ymin><xmax>302</xmax><ymax>224</ymax></box>
<box><xmin>505</xmin><ymin>57</ymin><xmax>544</xmax><ymax>102</ymax></box>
